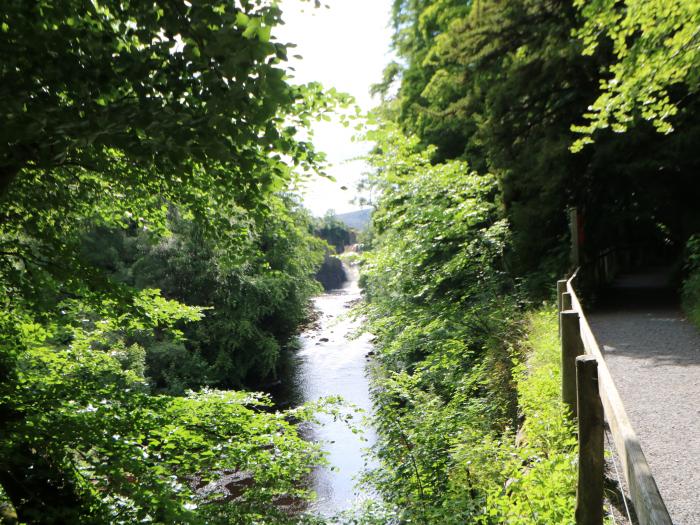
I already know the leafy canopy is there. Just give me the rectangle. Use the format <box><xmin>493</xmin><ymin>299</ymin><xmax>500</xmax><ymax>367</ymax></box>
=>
<box><xmin>572</xmin><ymin>0</ymin><xmax>700</xmax><ymax>150</ymax></box>
<box><xmin>0</xmin><ymin>0</ymin><xmax>331</xmax><ymax>193</ymax></box>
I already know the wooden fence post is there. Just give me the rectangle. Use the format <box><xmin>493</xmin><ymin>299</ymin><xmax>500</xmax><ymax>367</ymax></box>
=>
<box><xmin>557</xmin><ymin>280</ymin><xmax>567</xmax><ymax>312</ymax></box>
<box><xmin>561</xmin><ymin>310</ymin><xmax>584</xmax><ymax>415</ymax></box>
<box><xmin>561</xmin><ymin>291</ymin><xmax>573</xmax><ymax>311</ymax></box>
<box><xmin>557</xmin><ymin>280</ymin><xmax>567</xmax><ymax>337</ymax></box>
<box><xmin>575</xmin><ymin>355</ymin><xmax>604</xmax><ymax>525</ymax></box>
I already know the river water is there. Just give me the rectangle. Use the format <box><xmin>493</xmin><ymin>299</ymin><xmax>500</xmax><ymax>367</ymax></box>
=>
<box><xmin>276</xmin><ymin>263</ymin><xmax>376</xmax><ymax>517</ymax></box>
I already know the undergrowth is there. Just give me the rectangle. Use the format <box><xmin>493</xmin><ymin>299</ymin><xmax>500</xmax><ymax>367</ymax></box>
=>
<box><xmin>682</xmin><ymin>235</ymin><xmax>700</xmax><ymax>329</ymax></box>
<box><xmin>357</xmin><ymin>306</ymin><xmax>579</xmax><ymax>524</ymax></box>
<box><xmin>480</xmin><ymin>308</ymin><xmax>577</xmax><ymax>523</ymax></box>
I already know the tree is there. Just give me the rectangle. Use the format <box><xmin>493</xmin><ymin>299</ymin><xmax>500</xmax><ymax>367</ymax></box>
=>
<box><xmin>572</xmin><ymin>0</ymin><xmax>700</xmax><ymax>150</ymax></box>
<box><xmin>380</xmin><ymin>0</ymin><xmax>601</xmax><ymax>283</ymax></box>
<box><xmin>0</xmin><ymin>0</ymin><xmax>340</xmax><ymax>288</ymax></box>
<box><xmin>0</xmin><ymin>0</ymin><xmax>329</xmax><ymax>197</ymax></box>
<box><xmin>359</xmin><ymin>124</ymin><xmax>518</xmax><ymax>522</ymax></box>
<box><xmin>361</xmin><ymin>1</ymin><xmax>700</xmax><ymax>520</ymax></box>
<box><xmin>314</xmin><ymin>211</ymin><xmax>354</xmax><ymax>254</ymax></box>
<box><xmin>123</xmin><ymin>198</ymin><xmax>324</xmax><ymax>390</ymax></box>
<box><xmin>372</xmin><ymin>0</ymin><xmax>472</xmax><ymax>160</ymax></box>
<box><xmin>0</xmin><ymin>1</ymin><xmax>339</xmax><ymax>521</ymax></box>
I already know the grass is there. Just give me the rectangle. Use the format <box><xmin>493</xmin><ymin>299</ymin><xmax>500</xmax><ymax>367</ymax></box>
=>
<box><xmin>481</xmin><ymin>308</ymin><xmax>578</xmax><ymax>524</ymax></box>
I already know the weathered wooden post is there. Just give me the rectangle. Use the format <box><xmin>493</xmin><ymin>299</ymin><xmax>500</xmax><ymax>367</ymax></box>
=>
<box><xmin>557</xmin><ymin>280</ymin><xmax>567</xmax><ymax>312</ymax></box>
<box><xmin>561</xmin><ymin>291</ymin><xmax>573</xmax><ymax>311</ymax></box>
<box><xmin>560</xmin><ymin>310</ymin><xmax>584</xmax><ymax>415</ymax></box>
<box><xmin>557</xmin><ymin>279</ymin><xmax>567</xmax><ymax>335</ymax></box>
<box><xmin>575</xmin><ymin>355</ymin><xmax>604</xmax><ymax>525</ymax></box>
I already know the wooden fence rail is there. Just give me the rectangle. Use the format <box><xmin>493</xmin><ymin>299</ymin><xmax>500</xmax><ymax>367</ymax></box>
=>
<box><xmin>557</xmin><ymin>274</ymin><xmax>673</xmax><ymax>525</ymax></box>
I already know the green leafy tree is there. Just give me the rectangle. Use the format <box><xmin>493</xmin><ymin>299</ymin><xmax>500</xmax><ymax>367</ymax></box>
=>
<box><xmin>372</xmin><ymin>0</ymin><xmax>473</xmax><ymax>160</ymax></box>
<box><xmin>0</xmin><ymin>0</ymin><xmax>329</xmax><ymax>198</ymax></box>
<box><xmin>359</xmin><ymin>125</ymin><xmax>519</xmax><ymax>522</ymax></box>
<box><xmin>379</xmin><ymin>0</ymin><xmax>599</xmax><ymax>284</ymax></box>
<box><xmin>125</xmin><ymin>198</ymin><xmax>324</xmax><ymax>390</ymax></box>
<box><xmin>572</xmin><ymin>0</ymin><xmax>700</xmax><ymax>150</ymax></box>
<box><xmin>361</xmin><ymin>1</ymin><xmax>700</xmax><ymax>522</ymax></box>
<box><xmin>314</xmin><ymin>211</ymin><xmax>354</xmax><ymax>254</ymax></box>
<box><xmin>0</xmin><ymin>299</ymin><xmax>325</xmax><ymax>524</ymax></box>
<box><xmin>377</xmin><ymin>0</ymin><xmax>700</xmax><ymax>285</ymax></box>
<box><xmin>0</xmin><ymin>0</ymin><xmax>339</xmax><ymax>521</ymax></box>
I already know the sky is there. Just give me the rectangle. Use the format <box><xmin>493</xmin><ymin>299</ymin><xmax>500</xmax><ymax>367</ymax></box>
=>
<box><xmin>274</xmin><ymin>0</ymin><xmax>394</xmax><ymax>216</ymax></box>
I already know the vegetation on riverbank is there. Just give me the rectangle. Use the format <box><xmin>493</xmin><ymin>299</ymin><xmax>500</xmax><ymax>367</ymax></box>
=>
<box><xmin>356</xmin><ymin>1</ymin><xmax>700</xmax><ymax>523</ymax></box>
<box><xmin>483</xmin><ymin>309</ymin><xmax>576</xmax><ymax>524</ymax></box>
<box><xmin>353</xmin><ymin>302</ymin><xmax>576</xmax><ymax>523</ymax></box>
<box><xmin>358</xmin><ymin>128</ymin><xmax>519</xmax><ymax>522</ymax></box>
<box><xmin>0</xmin><ymin>2</ymin><xmax>342</xmax><ymax>521</ymax></box>
<box><xmin>355</xmin><ymin>123</ymin><xmax>576</xmax><ymax>522</ymax></box>
<box><xmin>80</xmin><ymin>197</ymin><xmax>326</xmax><ymax>393</ymax></box>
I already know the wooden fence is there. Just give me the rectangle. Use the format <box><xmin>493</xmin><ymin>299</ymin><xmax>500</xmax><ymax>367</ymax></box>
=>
<box><xmin>557</xmin><ymin>273</ymin><xmax>673</xmax><ymax>525</ymax></box>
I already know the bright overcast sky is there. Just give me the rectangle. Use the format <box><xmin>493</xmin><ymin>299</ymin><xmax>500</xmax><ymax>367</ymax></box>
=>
<box><xmin>274</xmin><ymin>0</ymin><xmax>393</xmax><ymax>216</ymax></box>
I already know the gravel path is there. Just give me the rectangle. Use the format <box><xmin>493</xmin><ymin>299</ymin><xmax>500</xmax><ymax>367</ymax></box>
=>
<box><xmin>588</xmin><ymin>272</ymin><xmax>700</xmax><ymax>525</ymax></box>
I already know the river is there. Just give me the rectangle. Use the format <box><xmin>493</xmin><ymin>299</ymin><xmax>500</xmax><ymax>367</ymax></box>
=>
<box><xmin>275</xmin><ymin>262</ymin><xmax>376</xmax><ymax>517</ymax></box>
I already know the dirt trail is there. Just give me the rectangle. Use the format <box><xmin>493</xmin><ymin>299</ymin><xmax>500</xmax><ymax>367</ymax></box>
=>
<box><xmin>588</xmin><ymin>271</ymin><xmax>700</xmax><ymax>525</ymax></box>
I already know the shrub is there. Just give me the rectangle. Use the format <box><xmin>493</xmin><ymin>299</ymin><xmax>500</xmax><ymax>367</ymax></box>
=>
<box><xmin>682</xmin><ymin>234</ymin><xmax>700</xmax><ymax>328</ymax></box>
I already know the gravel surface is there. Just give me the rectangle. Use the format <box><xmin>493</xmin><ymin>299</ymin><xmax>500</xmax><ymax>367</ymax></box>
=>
<box><xmin>588</xmin><ymin>273</ymin><xmax>700</xmax><ymax>525</ymax></box>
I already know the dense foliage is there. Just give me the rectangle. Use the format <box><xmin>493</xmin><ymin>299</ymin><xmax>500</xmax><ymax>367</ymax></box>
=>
<box><xmin>376</xmin><ymin>0</ymin><xmax>700</xmax><ymax>286</ymax></box>
<box><xmin>0</xmin><ymin>1</ymin><xmax>339</xmax><ymax>522</ymax></box>
<box><xmin>0</xmin><ymin>0</ymin><xmax>329</xmax><ymax>200</ymax></box>
<box><xmin>573</xmin><ymin>0</ymin><xmax>700</xmax><ymax>149</ymax></box>
<box><xmin>313</xmin><ymin>211</ymin><xmax>355</xmax><ymax>255</ymax></box>
<box><xmin>480</xmin><ymin>310</ymin><xmax>577</xmax><ymax>524</ymax></box>
<box><xmin>359</xmin><ymin>126</ymin><xmax>521</xmax><ymax>522</ymax></box>
<box><xmin>3</xmin><ymin>0</ymin><xmax>700</xmax><ymax>522</ymax></box>
<box><xmin>83</xmin><ymin>197</ymin><xmax>324</xmax><ymax>393</ymax></box>
<box><xmin>358</xmin><ymin>0</ymin><xmax>700</xmax><ymax>523</ymax></box>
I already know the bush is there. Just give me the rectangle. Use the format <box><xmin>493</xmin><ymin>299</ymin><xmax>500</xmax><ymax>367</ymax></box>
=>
<box><xmin>358</xmin><ymin>126</ymin><xmax>524</xmax><ymax>522</ymax></box>
<box><xmin>145</xmin><ymin>341</ymin><xmax>211</xmax><ymax>395</ymax></box>
<box><xmin>682</xmin><ymin>234</ymin><xmax>700</xmax><ymax>328</ymax></box>
<box><xmin>361</xmin><ymin>303</ymin><xmax>578</xmax><ymax>523</ymax></box>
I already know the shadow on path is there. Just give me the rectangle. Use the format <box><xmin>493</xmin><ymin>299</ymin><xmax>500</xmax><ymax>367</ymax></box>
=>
<box><xmin>589</xmin><ymin>267</ymin><xmax>700</xmax><ymax>525</ymax></box>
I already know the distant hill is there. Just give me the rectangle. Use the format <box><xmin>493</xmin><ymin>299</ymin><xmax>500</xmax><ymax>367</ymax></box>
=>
<box><xmin>334</xmin><ymin>208</ymin><xmax>372</xmax><ymax>231</ymax></box>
